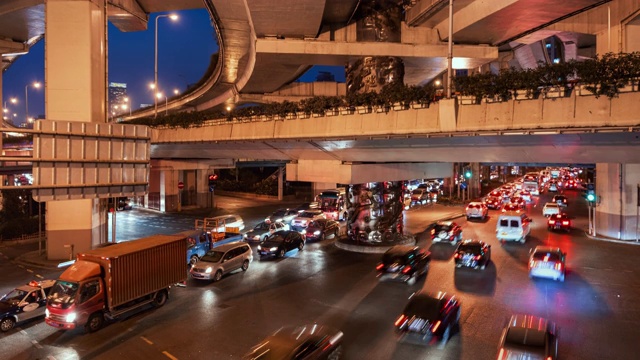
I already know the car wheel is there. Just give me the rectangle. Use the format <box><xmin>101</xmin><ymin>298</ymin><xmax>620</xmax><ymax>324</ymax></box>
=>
<box><xmin>559</xmin><ymin>273</ymin><xmax>565</xmax><ymax>282</ymax></box>
<box><xmin>241</xmin><ymin>260</ymin><xmax>249</xmax><ymax>271</ymax></box>
<box><xmin>153</xmin><ymin>290</ymin><xmax>168</xmax><ymax>307</ymax></box>
<box><xmin>85</xmin><ymin>312</ymin><xmax>104</xmax><ymax>333</ymax></box>
<box><xmin>213</xmin><ymin>270</ymin><xmax>223</xmax><ymax>282</ymax></box>
<box><xmin>327</xmin><ymin>345</ymin><xmax>342</xmax><ymax>360</ymax></box>
<box><xmin>278</xmin><ymin>249</ymin><xmax>286</xmax><ymax>258</ymax></box>
<box><xmin>189</xmin><ymin>255</ymin><xmax>199</xmax><ymax>266</ymax></box>
<box><xmin>520</xmin><ymin>237</ymin><xmax>526</xmax><ymax>244</ymax></box>
<box><xmin>0</xmin><ymin>317</ymin><xmax>15</xmax><ymax>332</ymax></box>
<box><xmin>406</xmin><ymin>275</ymin><xmax>416</xmax><ymax>286</ymax></box>
<box><xmin>298</xmin><ymin>241</ymin><xmax>304</xmax><ymax>251</ymax></box>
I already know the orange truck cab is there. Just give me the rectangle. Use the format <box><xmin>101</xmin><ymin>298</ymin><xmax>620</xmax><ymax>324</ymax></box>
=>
<box><xmin>45</xmin><ymin>234</ymin><xmax>186</xmax><ymax>333</ymax></box>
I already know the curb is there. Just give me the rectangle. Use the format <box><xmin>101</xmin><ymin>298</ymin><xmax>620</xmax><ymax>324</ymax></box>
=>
<box><xmin>14</xmin><ymin>251</ymin><xmax>67</xmax><ymax>270</ymax></box>
<box><xmin>584</xmin><ymin>231</ymin><xmax>640</xmax><ymax>245</ymax></box>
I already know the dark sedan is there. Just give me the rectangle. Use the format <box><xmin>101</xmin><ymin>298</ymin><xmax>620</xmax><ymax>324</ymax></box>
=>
<box><xmin>501</xmin><ymin>203</ymin><xmax>523</xmax><ymax>213</ymax></box>
<box><xmin>257</xmin><ymin>231</ymin><xmax>305</xmax><ymax>259</ymax></box>
<box><xmin>377</xmin><ymin>245</ymin><xmax>431</xmax><ymax>285</ymax></box>
<box><xmin>497</xmin><ymin>314</ymin><xmax>558</xmax><ymax>360</ymax></box>
<box><xmin>454</xmin><ymin>240</ymin><xmax>491</xmax><ymax>270</ymax></box>
<box><xmin>243</xmin><ymin>324</ymin><xmax>343</xmax><ymax>360</ymax></box>
<box><xmin>484</xmin><ymin>197</ymin><xmax>502</xmax><ymax>210</ymax></box>
<box><xmin>395</xmin><ymin>291</ymin><xmax>461</xmax><ymax>346</ymax></box>
<box><xmin>430</xmin><ymin>221</ymin><xmax>463</xmax><ymax>245</ymax></box>
<box><xmin>302</xmin><ymin>219</ymin><xmax>340</xmax><ymax>241</ymax></box>
<box><xmin>547</xmin><ymin>213</ymin><xmax>571</xmax><ymax>232</ymax></box>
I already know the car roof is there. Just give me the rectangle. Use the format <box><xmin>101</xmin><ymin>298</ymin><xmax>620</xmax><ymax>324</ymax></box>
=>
<box><xmin>506</xmin><ymin>314</ymin><xmax>554</xmax><ymax>335</ymax></box>
<box><xmin>16</xmin><ymin>280</ymin><xmax>56</xmax><ymax>292</ymax></box>
<box><xmin>532</xmin><ymin>246</ymin><xmax>563</xmax><ymax>254</ymax></box>
<box><xmin>385</xmin><ymin>245</ymin><xmax>420</xmax><ymax>256</ymax></box>
<box><xmin>459</xmin><ymin>239</ymin><xmax>484</xmax><ymax>246</ymax></box>
<box><xmin>210</xmin><ymin>241</ymin><xmax>249</xmax><ymax>252</ymax></box>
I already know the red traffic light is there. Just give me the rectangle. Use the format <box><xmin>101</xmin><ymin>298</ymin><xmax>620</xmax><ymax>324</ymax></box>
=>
<box><xmin>208</xmin><ymin>174</ymin><xmax>218</xmax><ymax>181</ymax></box>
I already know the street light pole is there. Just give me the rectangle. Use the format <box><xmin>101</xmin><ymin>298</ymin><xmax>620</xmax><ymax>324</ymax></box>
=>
<box><xmin>154</xmin><ymin>14</ymin><xmax>178</xmax><ymax>118</ymax></box>
<box><xmin>25</xmin><ymin>82</ymin><xmax>40</xmax><ymax>123</ymax></box>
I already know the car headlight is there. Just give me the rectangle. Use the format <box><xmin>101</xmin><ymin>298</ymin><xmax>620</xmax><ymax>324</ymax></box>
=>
<box><xmin>314</xmin><ymin>230</ymin><xmax>321</xmax><ymax>235</ymax></box>
<box><xmin>270</xmin><ymin>247</ymin><xmax>278</xmax><ymax>251</ymax></box>
<box><xmin>257</xmin><ymin>245</ymin><xmax>262</xmax><ymax>250</ymax></box>
<box><xmin>275</xmin><ymin>218</ymin><xmax>283</xmax><ymax>223</ymax></box>
<box><xmin>243</xmin><ymin>234</ymin><xmax>247</xmax><ymax>239</ymax></box>
<box><xmin>301</xmin><ymin>229</ymin><xmax>307</xmax><ymax>234</ymax></box>
<box><xmin>45</xmin><ymin>308</ymin><xmax>50</xmax><ymax>318</ymax></box>
<box><xmin>205</xmin><ymin>267</ymin><xmax>212</xmax><ymax>274</ymax></box>
<box><xmin>65</xmin><ymin>312</ymin><xmax>77</xmax><ymax>323</ymax></box>
<box><xmin>253</xmin><ymin>235</ymin><xmax>260</xmax><ymax>240</ymax></box>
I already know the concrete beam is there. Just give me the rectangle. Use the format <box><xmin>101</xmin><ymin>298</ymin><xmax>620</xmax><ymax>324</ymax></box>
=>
<box><xmin>108</xmin><ymin>0</ymin><xmax>149</xmax><ymax>32</ymax></box>
<box><xmin>0</xmin><ymin>0</ymin><xmax>41</xmax><ymax>16</ymax></box>
<box><xmin>0</xmin><ymin>38</ymin><xmax>28</xmax><ymax>55</ymax></box>
<box><xmin>434</xmin><ymin>0</ymin><xmax>517</xmax><ymax>40</ymax></box>
<box><xmin>286</xmin><ymin>160</ymin><xmax>452</xmax><ymax>184</ymax></box>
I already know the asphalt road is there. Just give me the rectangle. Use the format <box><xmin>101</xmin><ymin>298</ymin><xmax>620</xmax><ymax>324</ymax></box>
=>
<box><xmin>1</xmin><ymin>191</ymin><xmax>639</xmax><ymax>360</ymax></box>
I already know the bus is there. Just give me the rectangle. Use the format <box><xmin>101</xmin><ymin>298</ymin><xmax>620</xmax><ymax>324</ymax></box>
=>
<box><xmin>316</xmin><ymin>188</ymin><xmax>348</xmax><ymax>221</ymax></box>
<box><xmin>523</xmin><ymin>173</ymin><xmax>540</xmax><ymax>195</ymax></box>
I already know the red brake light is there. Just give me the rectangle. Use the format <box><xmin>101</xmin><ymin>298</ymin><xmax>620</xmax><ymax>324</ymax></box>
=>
<box><xmin>562</xmin><ymin>221</ymin><xmax>569</xmax><ymax>225</ymax></box>
<box><xmin>548</xmin><ymin>220</ymin><xmax>554</xmax><ymax>225</ymax></box>
<box><xmin>431</xmin><ymin>320</ymin><xmax>441</xmax><ymax>333</ymax></box>
<box><xmin>454</xmin><ymin>253</ymin><xmax>461</xmax><ymax>259</ymax></box>
<box><xmin>555</xmin><ymin>262</ymin><xmax>563</xmax><ymax>271</ymax></box>
<box><xmin>402</xmin><ymin>266</ymin><xmax>412</xmax><ymax>274</ymax></box>
<box><xmin>430</xmin><ymin>229</ymin><xmax>435</xmax><ymax>235</ymax></box>
<box><xmin>376</xmin><ymin>263</ymin><xmax>384</xmax><ymax>271</ymax></box>
<box><xmin>529</xmin><ymin>260</ymin><xmax>535</xmax><ymax>268</ymax></box>
<box><xmin>474</xmin><ymin>255</ymin><xmax>482</xmax><ymax>260</ymax></box>
<box><xmin>395</xmin><ymin>314</ymin><xmax>407</xmax><ymax>327</ymax></box>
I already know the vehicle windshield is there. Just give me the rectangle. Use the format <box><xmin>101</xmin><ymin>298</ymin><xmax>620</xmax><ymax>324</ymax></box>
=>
<box><xmin>319</xmin><ymin>197</ymin><xmax>339</xmax><ymax>212</ymax></box>
<box><xmin>0</xmin><ymin>288</ymin><xmax>28</xmax><ymax>304</ymax></box>
<box><xmin>382</xmin><ymin>254</ymin><xmax>410</xmax><ymax>265</ymax></box>
<box><xmin>298</xmin><ymin>212</ymin><xmax>316</xmax><ymax>219</ymax></box>
<box><xmin>308</xmin><ymin>220</ymin><xmax>323</xmax><ymax>228</ymax></box>
<box><xmin>201</xmin><ymin>251</ymin><xmax>224</xmax><ymax>263</ymax></box>
<box><xmin>404</xmin><ymin>296</ymin><xmax>440</xmax><ymax>321</ymax></box>
<box><xmin>434</xmin><ymin>224</ymin><xmax>452</xmax><ymax>232</ymax></box>
<box><xmin>532</xmin><ymin>252</ymin><xmax>562</xmax><ymax>262</ymax></box>
<box><xmin>459</xmin><ymin>244</ymin><xmax>482</xmax><ymax>255</ymax></box>
<box><xmin>48</xmin><ymin>281</ymin><xmax>79</xmax><ymax>306</ymax></box>
<box><xmin>265</xmin><ymin>234</ymin><xmax>285</xmax><ymax>243</ymax></box>
<box><xmin>254</xmin><ymin>222</ymin><xmax>270</xmax><ymax>231</ymax></box>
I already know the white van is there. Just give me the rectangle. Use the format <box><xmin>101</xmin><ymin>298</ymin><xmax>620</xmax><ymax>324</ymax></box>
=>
<box><xmin>496</xmin><ymin>211</ymin><xmax>531</xmax><ymax>243</ymax></box>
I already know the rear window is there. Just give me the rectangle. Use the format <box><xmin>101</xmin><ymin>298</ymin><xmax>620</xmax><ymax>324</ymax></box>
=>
<box><xmin>404</xmin><ymin>296</ymin><xmax>441</xmax><ymax>321</ymax></box>
<box><xmin>505</xmin><ymin>327</ymin><xmax>547</xmax><ymax>347</ymax></box>
<box><xmin>458</xmin><ymin>244</ymin><xmax>482</xmax><ymax>254</ymax></box>
<box><xmin>434</xmin><ymin>224</ymin><xmax>452</xmax><ymax>232</ymax></box>
<box><xmin>499</xmin><ymin>219</ymin><xmax>520</xmax><ymax>227</ymax></box>
<box><xmin>468</xmin><ymin>204</ymin><xmax>480</xmax><ymax>208</ymax></box>
<box><xmin>382</xmin><ymin>252</ymin><xmax>414</xmax><ymax>265</ymax></box>
<box><xmin>532</xmin><ymin>252</ymin><xmax>562</xmax><ymax>262</ymax></box>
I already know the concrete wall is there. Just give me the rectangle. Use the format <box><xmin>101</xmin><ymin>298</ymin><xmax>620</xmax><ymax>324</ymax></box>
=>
<box><xmin>154</xmin><ymin>90</ymin><xmax>640</xmax><ymax>144</ymax></box>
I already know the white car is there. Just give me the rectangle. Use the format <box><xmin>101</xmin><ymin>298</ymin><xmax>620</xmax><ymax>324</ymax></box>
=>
<box><xmin>542</xmin><ymin>203</ymin><xmax>560</xmax><ymax>217</ymax></box>
<box><xmin>466</xmin><ymin>202</ymin><xmax>488</xmax><ymax>220</ymax></box>
<box><xmin>290</xmin><ymin>210</ymin><xmax>326</xmax><ymax>231</ymax></box>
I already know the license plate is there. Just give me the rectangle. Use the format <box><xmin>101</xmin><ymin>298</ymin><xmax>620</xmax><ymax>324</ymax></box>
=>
<box><xmin>501</xmin><ymin>232</ymin><xmax>507</xmax><ymax>236</ymax></box>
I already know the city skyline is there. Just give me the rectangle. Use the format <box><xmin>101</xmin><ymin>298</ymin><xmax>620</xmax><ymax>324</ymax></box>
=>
<box><xmin>2</xmin><ymin>8</ymin><xmax>345</xmax><ymax>126</ymax></box>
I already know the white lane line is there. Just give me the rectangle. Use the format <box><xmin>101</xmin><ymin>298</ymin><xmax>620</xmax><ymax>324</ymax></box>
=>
<box><xmin>20</xmin><ymin>330</ymin><xmax>27</xmax><ymax>335</ymax></box>
<box><xmin>140</xmin><ymin>336</ymin><xmax>154</xmax><ymax>345</ymax></box>
<box><xmin>35</xmin><ymin>274</ymin><xmax>44</xmax><ymax>279</ymax></box>
<box><xmin>163</xmin><ymin>351</ymin><xmax>178</xmax><ymax>360</ymax></box>
<box><xmin>32</xmin><ymin>340</ymin><xmax>43</xmax><ymax>349</ymax></box>
<box><xmin>26</xmin><ymin>269</ymin><xmax>34</xmax><ymax>273</ymax></box>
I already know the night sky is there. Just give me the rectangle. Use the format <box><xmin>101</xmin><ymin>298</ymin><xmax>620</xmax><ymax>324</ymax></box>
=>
<box><xmin>2</xmin><ymin>9</ymin><xmax>344</xmax><ymax>126</ymax></box>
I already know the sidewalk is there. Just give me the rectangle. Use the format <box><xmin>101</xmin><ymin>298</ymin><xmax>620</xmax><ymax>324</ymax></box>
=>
<box><xmin>584</xmin><ymin>231</ymin><xmax>640</xmax><ymax>245</ymax></box>
<box><xmin>14</xmin><ymin>250</ymin><xmax>67</xmax><ymax>270</ymax></box>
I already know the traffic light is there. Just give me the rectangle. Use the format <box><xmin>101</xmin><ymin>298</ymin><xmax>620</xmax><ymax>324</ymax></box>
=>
<box><xmin>208</xmin><ymin>173</ymin><xmax>218</xmax><ymax>192</ymax></box>
<box><xmin>464</xmin><ymin>170</ymin><xmax>472</xmax><ymax>179</ymax></box>
<box><xmin>586</xmin><ymin>193</ymin><xmax>596</xmax><ymax>202</ymax></box>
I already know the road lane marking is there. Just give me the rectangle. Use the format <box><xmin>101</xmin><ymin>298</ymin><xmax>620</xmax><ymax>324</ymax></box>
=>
<box><xmin>140</xmin><ymin>336</ymin><xmax>153</xmax><ymax>345</ymax></box>
<box><xmin>20</xmin><ymin>330</ymin><xmax>27</xmax><ymax>335</ymax></box>
<box><xmin>35</xmin><ymin>274</ymin><xmax>44</xmax><ymax>279</ymax></box>
<box><xmin>163</xmin><ymin>351</ymin><xmax>178</xmax><ymax>360</ymax></box>
<box><xmin>32</xmin><ymin>340</ymin><xmax>43</xmax><ymax>349</ymax></box>
<box><xmin>18</xmin><ymin>265</ymin><xmax>25</xmax><ymax>268</ymax></box>
<box><xmin>26</xmin><ymin>269</ymin><xmax>34</xmax><ymax>273</ymax></box>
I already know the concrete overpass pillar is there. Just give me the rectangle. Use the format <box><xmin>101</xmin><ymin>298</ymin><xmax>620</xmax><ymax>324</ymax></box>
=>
<box><xmin>44</xmin><ymin>0</ymin><xmax>108</xmax><ymax>259</ymax></box>
<box><xmin>595</xmin><ymin>163</ymin><xmax>640</xmax><ymax>240</ymax></box>
<box><xmin>277</xmin><ymin>167</ymin><xmax>284</xmax><ymax>201</ymax></box>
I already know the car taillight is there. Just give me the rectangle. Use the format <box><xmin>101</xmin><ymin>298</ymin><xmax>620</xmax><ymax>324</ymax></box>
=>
<box><xmin>395</xmin><ymin>314</ymin><xmax>407</xmax><ymax>327</ymax></box>
<box><xmin>402</xmin><ymin>266</ymin><xmax>412</xmax><ymax>274</ymax></box>
<box><xmin>498</xmin><ymin>348</ymin><xmax>505</xmax><ymax>360</ymax></box>
<box><xmin>548</xmin><ymin>220</ymin><xmax>554</xmax><ymax>225</ymax></box>
<box><xmin>563</xmin><ymin>199</ymin><xmax>567</xmax><ymax>203</ymax></box>
<box><xmin>430</xmin><ymin>229</ymin><xmax>435</xmax><ymax>235</ymax></box>
<box><xmin>454</xmin><ymin>253</ymin><xmax>461</xmax><ymax>259</ymax></box>
<box><xmin>431</xmin><ymin>320</ymin><xmax>441</xmax><ymax>333</ymax></box>
<box><xmin>555</xmin><ymin>262</ymin><xmax>563</xmax><ymax>271</ymax></box>
<box><xmin>562</xmin><ymin>221</ymin><xmax>569</xmax><ymax>225</ymax></box>
<box><xmin>474</xmin><ymin>255</ymin><xmax>482</xmax><ymax>260</ymax></box>
<box><xmin>529</xmin><ymin>260</ymin><xmax>535</xmax><ymax>268</ymax></box>
<box><xmin>376</xmin><ymin>263</ymin><xmax>384</xmax><ymax>271</ymax></box>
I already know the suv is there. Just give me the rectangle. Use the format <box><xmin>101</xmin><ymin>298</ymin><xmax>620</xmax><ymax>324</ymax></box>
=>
<box><xmin>431</xmin><ymin>221</ymin><xmax>463</xmax><ymax>245</ymax></box>
<box><xmin>551</xmin><ymin>195</ymin><xmax>568</xmax><ymax>207</ymax></box>
<box><xmin>466</xmin><ymin>202</ymin><xmax>488</xmax><ymax>220</ymax></box>
<box><xmin>529</xmin><ymin>246</ymin><xmax>566</xmax><ymax>282</ymax></box>
<box><xmin>497</xmin><ymin>314</ymin><xmax>558</xmax><ymax>360</ymax></box>
<box><xmin>376</xmin><ymin>245</ymin><xmax>431</xmax><ymax>285</ymax></box>
<box><xmin>290</xmin><ymin>209</ymin><xmax>326</xmax><ymax>232</ymax></box>
<box><xmin>190</xmin><ymin>242</ymin><xmax>253</xmax><ymax>281</ymax></box>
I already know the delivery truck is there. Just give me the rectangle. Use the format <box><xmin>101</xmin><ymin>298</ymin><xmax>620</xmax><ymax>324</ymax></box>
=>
<box><xmin>45</xmin><ymin>234</ymin><xmax>187</xmax><ymax>333</ymax></box>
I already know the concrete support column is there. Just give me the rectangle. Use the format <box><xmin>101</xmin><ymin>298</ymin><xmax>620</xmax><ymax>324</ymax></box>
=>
<box><xmin>160</xmin><ymin>169</ymin><xmax>179</xmax><ymax>212</ymax></box>
<box><xmin>471</xmin><ymin>162</ymin><xmax>481</xmax><ymax>198</ymax></box>
<box><xmin>45</xmin><ymin>0</ymin><xmax>108</xmax><ymax>260</ymax></box>
<box><xmin>197</xmin><ymin>169</ymin><xmax>209</xmax><ymax>208</ymax></box>
<box><xmin>277</xmin><ymin>167</ymin><xmax>284</xmax><ymax>201</ymax></box>
<box><xmin>595</xmin><ymin>163</ymin><xmax>640</xmax><ymax>240</ymax></box>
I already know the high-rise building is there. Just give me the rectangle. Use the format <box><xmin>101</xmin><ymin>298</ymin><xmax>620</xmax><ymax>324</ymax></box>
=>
<box><xmin>108</xmin><ymin>82</ymin><xmax>128</xmax><ymax>111</ymax></box>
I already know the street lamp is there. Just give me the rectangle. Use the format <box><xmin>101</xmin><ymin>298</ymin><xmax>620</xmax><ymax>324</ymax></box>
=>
<box><xmin>154</xmin><ymin>13</ymin><xmax>179</xmax><ymax>118</ymax></box>
<box><xmin>123</xmin><ymin>97</ymin><xmax>132</xmax><ymax>116</ymax></box>
<box><xmin>173</xmin><ymin>89</ymin><xmax>179</xmax><ymax>95</ymax></box>
<box><xmin>25</xmin><ymin>82</ymin><xmax>41</xmax><ymax>124</ymax></box>
<box><xmin>157</xmin><ymin>92</ymin><xmax>168</xmax><ymax>115</ymax></box>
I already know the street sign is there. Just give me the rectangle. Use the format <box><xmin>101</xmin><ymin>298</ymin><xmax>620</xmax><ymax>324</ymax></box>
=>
<box><xmin>178</xmin><ymin>181</ymin><xmax>184</xmax><ymax>190</ymax></box>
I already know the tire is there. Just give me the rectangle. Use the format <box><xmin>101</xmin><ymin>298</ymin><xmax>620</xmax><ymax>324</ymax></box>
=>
<box><xmin>213</xmin><ymin>270</ymin><xmax>223</xmax><ymax>282</ymax></box>
<box><xmin>85</xmin><ymin>312</ymin><xmax>104</xmax><ymax>333</ymax></box>
<box><xmin>153</xmin><ymin>290</ymin><xmax>168</xmax><ymax>307</ymax></box>
<box><xmin>406</xmin><ymin>275</ymin><xmax>416</xmax><ymax>286</ymax></box>
<box><xmin>278</xmin><ymin>249</ymin><xmax>286</xmax><ymax>258</ymax></box>
<box><xmin>0</xmin><ymin>317</ymin><xmax>15</xmax><ymax>332</ymax></box>
<box><xmin>298</xmin><ymin>241</ymin><xmax>305</xmax><ymax>251</ymax></box>
<box><xmin>241</xmin><ymin>260</ymin><xmax>249</xmax><ymax>271</ymax></box>
<box><xmin>559</xmin><ymin>273</ymin><xmax>565</xmax><ymax>282</ymax></box>
<box><xmin>327</xmin><ymin>345</ymin><xmax>342</xmax><ymax>360</ymax></box>
<box><xmin>520</xmin><ymin>236</ymin><xmax>526</xmax><ymax>244</ymax></box>
<box><xmin>189</xmin><ymin>255</ymin><xmax>199</xmax><ymax>266</ymax></box>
